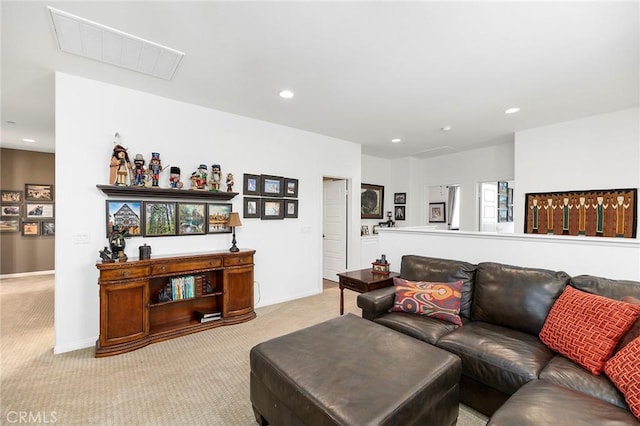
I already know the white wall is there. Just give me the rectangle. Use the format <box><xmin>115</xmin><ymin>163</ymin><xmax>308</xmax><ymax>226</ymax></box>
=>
<box><xmin>514</xmin><ymin>108</ymin><xmax>640</xmax><ymax>236</ymax></box>
<box><xmin>54</xmin><ymin>73</ymin><xmax>362</xmax><ymax>354</ymax></box>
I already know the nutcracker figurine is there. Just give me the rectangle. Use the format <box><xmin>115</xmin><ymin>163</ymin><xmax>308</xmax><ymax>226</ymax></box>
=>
<box><xmin>148</xmin><ymin>152</ymin><xmax>163</xmax><ymax>187</ymax></box>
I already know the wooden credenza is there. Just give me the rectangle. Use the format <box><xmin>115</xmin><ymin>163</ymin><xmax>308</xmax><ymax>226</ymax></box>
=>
<box><xmin>95</xmin><ymin>250</ymin><xmax>255</xmax><ymax>357</ymax></box>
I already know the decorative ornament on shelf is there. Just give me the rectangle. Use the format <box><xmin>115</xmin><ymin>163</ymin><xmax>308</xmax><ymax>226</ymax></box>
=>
<box><xmin>227</xmin><ymin>212</ymin><xmax>242</xmax><ymax>252</ymax></box>
<box><xmin>372</xmin><ymin>254</ymin><xmax>390</xmax><ymax>276</ymax></box>
<box><xmin>210</xmin><ymin>164</ymin><xmax>222</xmax><ymax>192</ymax></box>
<box><xmin>148</xmin><ymin>152</ymin><xmax>164</xmax><ymax>187</ymax></box>
<box><xmin>191</xmin><ymin>164</ymin><xmax>208</xmax><ymax>190</ymax></box>
<box><xmin>132</xmin><ymin>154</ymin><xmax>147</xmax><ymax>187</ymax></box>
<box><xmin>169</xmin><ymin>166</ymin><xmax>183</xmax><ymax>189</ymax></box>
<box><xmin>109</xmin><ymin>133</ymin><xmax>133</xmax><ymax>187</ymax></box>
<box><xmin>226</xmin><ymin>173</ymin><xmax>234</xmax><ymax>192</ymax></box>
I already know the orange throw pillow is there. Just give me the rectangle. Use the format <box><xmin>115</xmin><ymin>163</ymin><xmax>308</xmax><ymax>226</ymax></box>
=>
<box><xmin>390</xmin><ymin>277</ymin><xmax>463</xmax><ymax>326</ymax></box>
<box><xmin>605</xmin><ymin>337</ymin><xmax>640</xmax><ymax>420</ymax></box>
<box><xmin>539</xmin><ymin>286</ymin><xmax>640</xmax><ymax>375</ymax></box>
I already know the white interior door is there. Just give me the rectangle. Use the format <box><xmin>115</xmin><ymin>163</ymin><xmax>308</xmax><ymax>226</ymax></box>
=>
<box><xmin>480</xmin><ymin>182</ymin><xmax>497</xmax><ymax>232</ymax></box>
<box><xmin>323</xmin><ymin>179</ymin><xmax>347</xmax><ymax>281</ymax></box>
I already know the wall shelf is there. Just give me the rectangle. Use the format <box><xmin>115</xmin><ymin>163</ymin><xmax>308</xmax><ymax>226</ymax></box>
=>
<box><xmin>96</xmin><ymin>184</ymin><xmax>238</xmax><ymax>200</ymax></box>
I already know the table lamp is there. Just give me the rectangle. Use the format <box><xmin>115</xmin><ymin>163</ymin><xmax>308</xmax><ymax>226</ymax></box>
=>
<box><xmin>227</xmin><ymin>212</ymin><xmax>242</xmax><ymax>252</ymax></box>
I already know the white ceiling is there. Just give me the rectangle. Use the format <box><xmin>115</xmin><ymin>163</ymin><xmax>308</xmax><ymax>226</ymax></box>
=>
<box><xmin>1</xmin><ymin>1</ymin><xmax>638</xmax><ymax>158</ymax></box>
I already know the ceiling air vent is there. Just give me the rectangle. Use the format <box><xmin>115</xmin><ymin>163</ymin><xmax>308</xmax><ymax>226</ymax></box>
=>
<box><xmin>48</xmin><ymin>6</ymin><xmax>185</xmax><ymax>80</ymax></box>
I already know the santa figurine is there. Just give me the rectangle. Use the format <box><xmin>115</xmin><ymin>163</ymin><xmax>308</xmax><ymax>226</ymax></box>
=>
<box><xmin>169</xmin><ymin>166</ymin><xmax>183</xmax><ymax>189</ymax></box>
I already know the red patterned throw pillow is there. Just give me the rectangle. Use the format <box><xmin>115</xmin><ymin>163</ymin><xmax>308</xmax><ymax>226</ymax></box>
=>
<box><xmin>617</xmin><ymin>296</ymin><xmax>640</xmax><ymax>351</ymax></box>
<box><xmin>539</xmin><ymin>286</ymin><xmax>640</xmax><ymax>375</ymax></box>
<box><xmin>390</xmin><ymin>277</ymin><xmax>463</xmax><ymax>326</ymax></box>
<box><xmin>605</xmin><ymin>337</ymin><xmax>640</xmax><ymax>420</ymax></box>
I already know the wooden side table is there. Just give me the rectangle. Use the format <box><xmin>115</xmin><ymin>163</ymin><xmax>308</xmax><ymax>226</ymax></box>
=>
<box><xmin>336</xmin><ymin>269</ymin><xmax>400</xmax><ymax>315</ymax></box>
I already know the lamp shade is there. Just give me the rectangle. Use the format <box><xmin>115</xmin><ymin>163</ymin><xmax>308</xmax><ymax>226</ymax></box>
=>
<box><xmin>227</xmin><ymin>212</ymin><xmax>242</xmax><ymax>227</ymax></box>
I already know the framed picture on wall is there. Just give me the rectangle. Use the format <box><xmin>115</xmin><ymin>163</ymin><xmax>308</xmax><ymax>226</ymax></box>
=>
<box><xmin>26</xmin><ymin>203</ymin><xmax>54</xmax><ymax>219</ymax></box>
<box><xmin>428</xmin><ymin>202</ymin><xmax>446</xmax><ymax>223</ymax></box>
<box><xmin>177</xmin><ymin>203</ymin><xmax>206</xmax><ymax>235</ymax></box>
<box><xmin>394</xmin><ymin>193</ymin><xmax>406</xmax><ymax>204</ymax></box>
<box><xmin>21</xmin><ymin>220</ymin><xmax>40</xmax><ymax>237</ymax></box>
<box><xmin>1</xmin><ymin>190</ymin><xmax>23</xmax><ymax>203</ymax></box>
<box><xmin>394</xmin><ymin>205</ymin><xmax>406</xmax><ymax>221</ymax></box>
<box><xmin>361</xmin><ymin>183</ymin><xmax>384</xmax><ymax>219</ymax></box>
<box><xmin>261</xmin><ymin>175</ymin><xmax>284</xmax><ymax>197</ymax></box>
<box><xmin>243</xmin><ymin>174</ymin><xmax>261</xmax><ymax>196</ymax></box>
<box><xmin>261</xmin><ymin>198</ymin><xmax>284</xmax><ymax>219</ymax></box>
<box><xmin>0</xmin><ymin>219</ymin><xmax>20</xmax><ymax>233</ymax></box>
<box><xmin>41</xmin><ymin>220</ymin><xmax>55</xmax><ymax>236</ymax></box>
<box><xmin>1</xmin><ymin>204</ymin><xmax>21</xmax><ymax>217</ymax></box>
<box><xmin>106</xmin><ymin>200</ymin><xmax>142</xmax><ymax>237</ymax></box>
<box><xmin>207</xmin><ymin>203</ymin><xmax>232</xmax><ymax>234</ymax></box>
<box><xmin>284</xmin><ymin>178</ymin><xmax>299</xmax><ymax>198</ymax></box>
<box><xmin>284</xmin><ymin>199</ymin><xmax>298</xmax><ymax>218</ymax></box>
<box><xmin>25</xmin><ymin>184</ymin><xmax>54</xmax><ymax>202</ymax></box>
<box><xmin>243</xmin><ymin>197</ymin><xmax>261</xmax><ymax>219</ymax></box>
<box><xmin>143</xmin><ymin>202</ymin><xmax>176</xmax><ymax>237</ymax></box>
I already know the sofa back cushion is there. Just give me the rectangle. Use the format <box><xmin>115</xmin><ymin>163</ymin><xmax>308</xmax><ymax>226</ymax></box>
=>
<box><xmin>472</xmin><ymin>262</ymin><xmax>570</xmax><ymax>335</ymax></box>
<box><xmin>570</xmin><ymin>275</ymin><xmax>640</xmax><ymax>300</ymax></box>
<box><xmin>400</xmin><ymin>255</ymin><xmax>476</xmax><ymax>319</ymax></box>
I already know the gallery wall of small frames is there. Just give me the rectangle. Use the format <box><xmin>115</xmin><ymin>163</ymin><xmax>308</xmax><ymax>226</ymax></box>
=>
<box><xmin>1</xmin><ymin>184</ymin><xmax>55</xmax><ymax>237</ymax></box>
<box><xmin>242</xmin><ymin>174</ymin><xmax>299</xmax><ymax>220</ymax></box>
<box><xmin>106</xmin><ymin>200</ymin><xmax>234</xmax><ymax>238</ymax></box>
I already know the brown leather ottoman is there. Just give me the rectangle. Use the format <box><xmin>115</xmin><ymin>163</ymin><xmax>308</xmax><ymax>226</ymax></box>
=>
<box><xmin>250</xmin><ymin>313</ymin><xmax>461</xmax><ymax>425</ymax></box>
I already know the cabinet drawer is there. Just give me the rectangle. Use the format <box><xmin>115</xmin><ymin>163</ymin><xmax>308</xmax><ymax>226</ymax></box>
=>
<box><xmin>151</xmin><ymin>258</ymin><xmax>222</xmax><ymax>275</ymax></box>
<box><xmin>101</xmin><ymin>266</ymin><xmax>150</xmax><ymax>282</ymax></box>
<box><xmin>224</xmin><ymin>255</ymin><xmax>253</xmax><ymax>267</ymax></box>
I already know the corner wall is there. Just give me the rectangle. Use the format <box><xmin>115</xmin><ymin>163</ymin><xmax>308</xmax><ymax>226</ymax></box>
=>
<box><xmin>54</xmin><ymin>73</ymin><xmax>362</xmax><ymax>353</ymax></box>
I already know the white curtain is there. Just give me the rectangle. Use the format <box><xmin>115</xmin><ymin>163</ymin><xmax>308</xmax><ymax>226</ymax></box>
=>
<box><xmin>447</xmin><ymin>186</ymin><xmax>458</xmax><ymax>229</ymax></box>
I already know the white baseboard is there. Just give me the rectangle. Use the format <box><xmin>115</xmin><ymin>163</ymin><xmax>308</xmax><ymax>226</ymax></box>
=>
<box><xmin>53</xmin><ymin>337</ymin><xmax>96</xmax><ymax>355</ymax></box>
<box><xmin>0</xmin><ymin>270</ymin><xmax>55</xmax><ymax>280</ymax></box>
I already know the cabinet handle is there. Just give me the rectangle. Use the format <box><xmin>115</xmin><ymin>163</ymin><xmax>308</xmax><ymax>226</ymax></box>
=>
<box><xmin>122</xmin><ymin>271</ymin><xmax>130</xmax><ymax>278</ymax></box>
<box><xmin>161</xmin><ymin>266</ymin><xmax>166</xmax><ymax>272</ymax></box>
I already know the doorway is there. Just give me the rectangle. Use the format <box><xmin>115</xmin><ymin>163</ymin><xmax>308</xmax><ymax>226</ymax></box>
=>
<box><xmin>322</xmin><ymin>178</ymin><xmax>348</xmax><ymax>282</ymax></box>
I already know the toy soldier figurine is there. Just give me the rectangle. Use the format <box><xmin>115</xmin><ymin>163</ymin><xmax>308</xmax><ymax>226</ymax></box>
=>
<box><xmin>226</xmin><ymin>173</ymin><xmax>234</xmax><ymax>192</ymax></box>
<box><xmin>132</xmin><ymin>154</ymin><xmax>146</xmax><ymax>186</ymax></box>
<box><xmin>110</xmin><ymin>144</ymin><xmax>133</xmax><ymax>186</ymax></box>
<box><xmin>169</xmin><ymin>166</ymin><xmax>183</xmax><ymax>189</ymax></box>
<box><xmin>148</xmin><ymin>152</ymin><xmax>163</xmax><ymax>187</ymax></box>
<box><xmin>190</xmin><ymin>164</ymin><xmax>208</xmax><ymax>190</ymax></box>
<box><xmin>210</xmin><ymin>164</ymin><xmax>222</xmax><ymax>191</ymax></box>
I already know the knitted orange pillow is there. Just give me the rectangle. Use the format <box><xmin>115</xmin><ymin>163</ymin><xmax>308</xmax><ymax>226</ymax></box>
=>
<box><xmin>539</xmin><ymin>286</ymin><xmax>640</xmax><ymax>375</ymax></box>
<box><xmin>605</xmin><ymin>337</ymin><xmax>640</xmax><ymax>420</ymax></box>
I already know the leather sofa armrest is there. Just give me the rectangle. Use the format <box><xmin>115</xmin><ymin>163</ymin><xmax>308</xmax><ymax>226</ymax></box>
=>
<box><xmin>357</xmin><ymin>287</ymin><xmax>395</xmax><ymax>321</ymax></box>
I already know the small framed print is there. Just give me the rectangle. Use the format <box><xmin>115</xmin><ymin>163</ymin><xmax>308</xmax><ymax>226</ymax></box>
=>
<box><xmin>284</xmin><ymin>178</ymin><xmax>298</xmax><ymax>198</ymax></box>
<box><xmin>207</xmin><ymin>203</ymin><xmax>232</xmax><ymax>234</ymax></box>
<box><xmin>177</xmin><ymin>203</ymin><xmax>206</xmax><ymax>235</ymax></box>
<box><xmin>21</xmin><ymin>220</ymin><xmax>40</xmax><ymax>237</ymax></box>
<box><xmin>394</xmin><ymin>205</ymin><xmax>406</xmax><ymax>221</ymax></box>
<box><xmin>428</xmin><ymin>202</ymin><xmax>446</xmax><ymax>223</ymax></box>
<box><xmin>1</xmin><ymin>204</ymin><xmax>21</xmax><ymax>217</ymax></box>
<box><xmin>1</xmin><ymin>190</ymin><xmax>23</xmax><ymax>203</ymax></box>
<box><xmin>25</xmin><ymin>184</ymin><xmax>54</xmax><ymax>202</ymax></box>
<box><xmin>243</xmin><ymin>197</ymin><xmax>261</xmax><ymax>219</ymax></box>
<box><xmin>106</xmin><ymin>200</ymin><xmax>142</xmax><ymax>237</ymax></box>
<box><xmin>394</xmin><ymin>193</ymin><xmax>406</xmax><ymax>204</ymax></box>
<box><xmin>261</xmin><ymin>198</ymin><xmax>284</xmax><ymax>219</ymax></box>
<box><xmin>26</xmin><ymin>203</ymin><xmax>54</xmax><ymax>219</ymax></box>
<box><xmin>243</xmin><ymin>173</ymin><xmax>261</xmax><ymax>196</ymax></box>
<box><xmin>41</xmin><ymin>220</ymin><xmax>55</xmax><ymax>236</ymax></box>
<box><xmin>361</xmin><ymin>183</ymin><xmax>384</xmax><ymax>219</ymax></box>
<box><xmin>261</xmin><ymin>175</ymin><xmax>284</xmax><ymax>197</ymax></box>
<box><xmin>143</xmin><ymin>201</ymin><xmax>176</xmax><ymax>237</ymax></box>
<box><xmin>0</xmin><ymin>219</ymin><xmax>20</xmax><ymax>233</ymax></box>
<box><xmin>284</xmin><ymin>199</ymin><xmax>298</xmax><ymax>218</ymax></box>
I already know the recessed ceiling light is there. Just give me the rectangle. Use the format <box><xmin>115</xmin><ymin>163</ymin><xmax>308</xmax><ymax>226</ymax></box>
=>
<box><xmin>391</xmin><ymin>138</ymin><xmax>402</xmax><ymax>143</ymax></box>
<box><xmin>441</xmin><ymin>126</ymin><xmax>452</xmax><ymax>132</ymax></box>
<box><xmin>505</xmin><ymin>107</ymin><xmax>520</xmax><ymax>114</ymax></box>
<box><xmin>279</xmin><ymin>90</ymin><xmax>294</xmax><ymax>99</ymax></box>
<box><xmin>22</xmin><ymin>138</ymin><xmax>36</xmax><ymax>143</ymax></box>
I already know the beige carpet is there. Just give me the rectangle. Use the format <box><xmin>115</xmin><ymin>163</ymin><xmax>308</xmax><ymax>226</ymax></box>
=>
<box><xmin>0</xmin><ymin>275</ymin><xmax>487</xmax><ymax>425</ymax></box>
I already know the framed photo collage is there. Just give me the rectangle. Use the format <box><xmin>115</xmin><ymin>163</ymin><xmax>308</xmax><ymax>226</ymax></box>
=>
<box><xmin>242</xmin><ymin>174</ymin><xmax>298</xmax><ymax>220</ymax></box>
<box><xmin>1</xmin><ymin>184</ymin><xmax>55</xmax><ymax>237</ymax></box>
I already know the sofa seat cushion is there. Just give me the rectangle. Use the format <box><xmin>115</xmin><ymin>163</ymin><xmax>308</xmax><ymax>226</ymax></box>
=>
<box><xmin>437</xmin><ymin>321</ymin><xmax>554</xmax><ymax>395</ymax></box>
<box><xmin>374</xmin><ymin>312</ymin><xmax>459</xmax><ymax>345</ymax></box>
<box><xmin>540</xmin><ymin>355</ymin><xmax>627</xmax><ymax>409</ymax></box>
<box><xmin>487</xmin><ymin>381</ymin><xmax>639</xmax><ymax>426</ymax></box>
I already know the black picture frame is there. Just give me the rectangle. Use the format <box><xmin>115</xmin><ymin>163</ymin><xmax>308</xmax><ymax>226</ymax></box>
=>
<box><xmin>284</xmin><ymin>178</ymin><xmax>299</xmax><ymax>198</ymax></box>
<box><xmin>207</xmin><ymin>203</ymin><xmax>232</xmax><ymax>234</ymax></box>
<box><xmin>21</xmin><ymin>220</ymin><xmax>40</xmax><ymax>237</ymax></box>
<box><xmin>261</xmin><ymin>198</ymin><xmax>284</xmax><ymax>219</ymax></box>
<box><xmin>0</xmin><ymin>219</ymin><xmax>20</xmax><ymax>233</ymax></box>
<box><xmin>143</xmin><ymin>201</ymin><xmax>176</xmax><ymax>237</ymax></box>
<box><xmin>1</xmin><ymin>190</ymin><xmax>23</xmax><ymax>203</ymax></box>
<box><xmin>261</xmin><ymin>175</ymin><xmax>284</xmax><ymax>197</ymax></box>
<box><xmin>284</xmin><ymin>199</ymin><xmax>298</xmax><ymax>218</ymax></box>
<box><xmin>41</xmin><ymin>220</ymin><xmax>55</xmax><ymax>236</ymax></box>
<box><xmin>394</xmin><ymin>205</ymin><xmax>406</xmax><ymax>221</ymax></box>
<box><xmin>498</xmin><ymin>181</ymin><xmax>508</xmax><ymax>195</ymax></box>
<box><xmin>1</xmin><ymin>204</ymin><xmax>21</xmax><ymax>217</ymax></box>
<box><xmin>177</xmin><ymin>203</ymin><xmax>206</xmax><ymax>235</ymax></box>
<box><xmin>106</xmin><ymin>200</ymin><xmax>142</xmax><ymax>237</ymax></box>
<box><xmin>25</xmin><ymin>183</ymin><xmax>54</xmax><ymax>202</ymax></box>
<box><xmin>428</xmin><ymin>202</ymin><xmax>446</xmax><ymax>223</ymax></box>
<box><xmin>243</xmin><ymin>197</ymin><xmax>261</xmax><ymax>219</ymax></box>
<box><xmin>25</xmin><ymin>203</ymin><xmax>54</xmax><ymax>219</ymax></box>
<box><xmin>243</xmin><ymin>173</ymin><xmax>261</xmax><ymax>196</ymax></box>
<box><xmin>361</xmin><ymin>183</ymin><xmax>384</xmax><ymax>219</ymax></box>
<box><xmin>394</xmin><ymin>193</ymin><xmax>406</xmax><ymax>204</ymax></box>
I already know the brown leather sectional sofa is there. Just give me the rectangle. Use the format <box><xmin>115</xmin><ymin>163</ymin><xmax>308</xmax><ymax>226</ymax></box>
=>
<box><xmin>357</xmin><ymin>255</ymin><xmax>640</xmax><ymax>425</ymax></box>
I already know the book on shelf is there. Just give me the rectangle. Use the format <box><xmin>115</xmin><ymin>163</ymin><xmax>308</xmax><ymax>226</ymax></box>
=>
<box><xmin>194</xmin><ymin>310</ymin><xmax>221</xmax><ymax>320</ymax></box>
<box><xmin>199</xmin><ymin>316</ymin><xmax>222</xmax><ymax>323</ymax></box>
